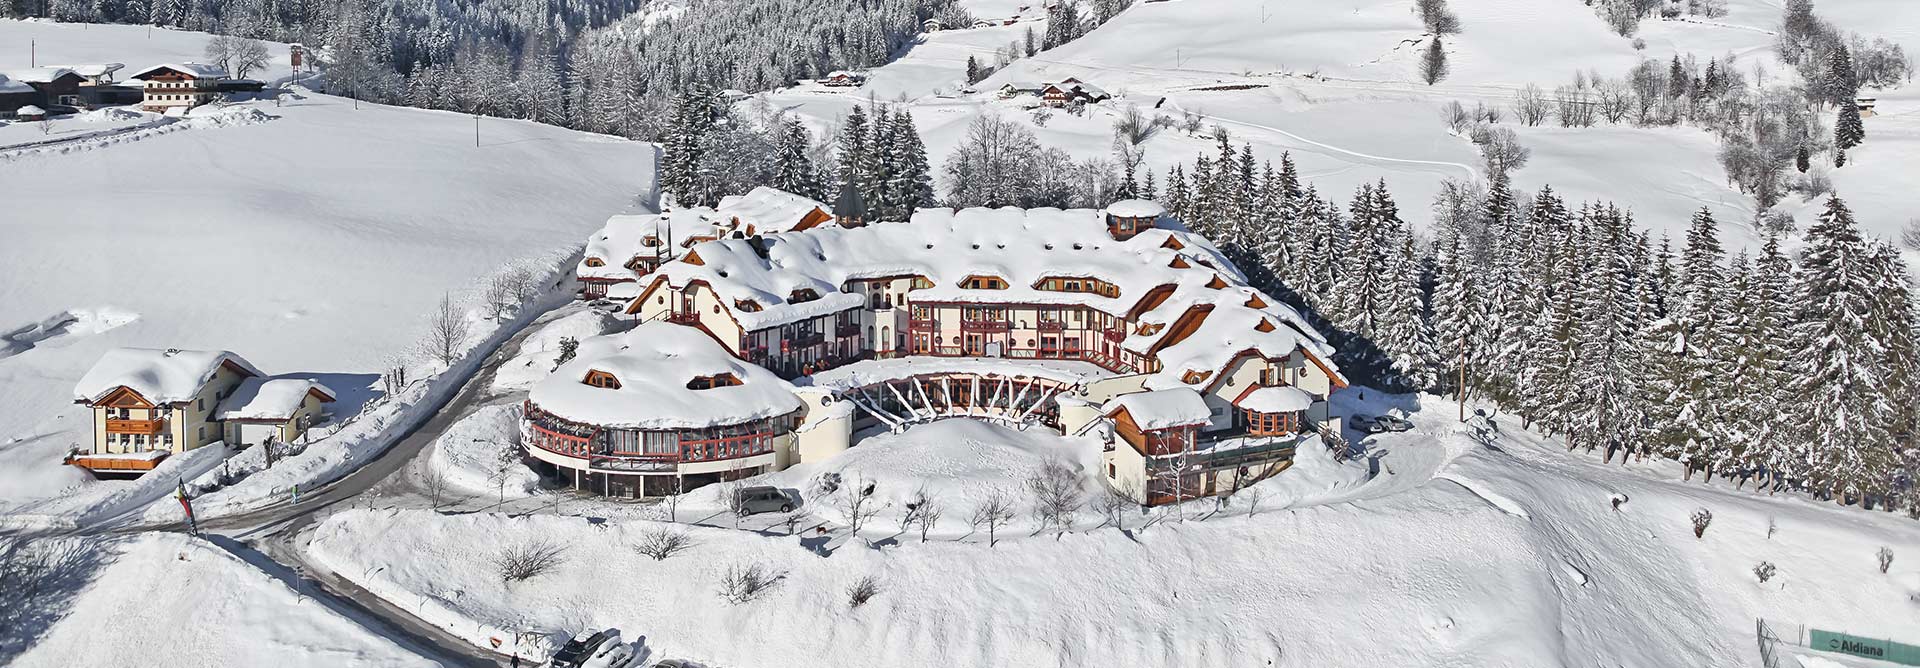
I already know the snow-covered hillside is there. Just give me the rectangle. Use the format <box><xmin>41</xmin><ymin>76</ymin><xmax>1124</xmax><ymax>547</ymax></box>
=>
<box><xmin>309</xmin><ymin>394</ymin><xmax>1920</xmax><ymax>668</ymax></box>
<box><xmin>0</xmin><ymin>21</ymin><xmax>657</xmax><ymax>524</ymax></box>
<box><xmin>774</xmin><ymin>0</ymin><xmax>1920</xmax><ymax>251</ymax></box>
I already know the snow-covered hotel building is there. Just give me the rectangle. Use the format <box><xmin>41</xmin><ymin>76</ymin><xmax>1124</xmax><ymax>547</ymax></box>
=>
<box><xmin>576</xmin><ymin>187</ymin><xmax>837</xmax><ymax>299</ymax></box>
<box><xmin>528</xmin><ymin>199</ymin><xmax>1347</xmax><ymax>504</ymax></box>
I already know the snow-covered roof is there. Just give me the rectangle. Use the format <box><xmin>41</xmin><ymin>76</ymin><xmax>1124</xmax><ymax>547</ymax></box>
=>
<box><xmin>1106</xmin><ymin>199</ymin><xmax>1166</xmax><ymax>218</ymax></box>
<box><xmin>60</xmin><ymin>63</ymin><xmax>124</xmax><ymax>78</ymax></box>
<box><xmin>6</xmin><ymin>67</ymin><xmax>77</xmax><ymax>83</ymax></box>
<box><xmin>578</xmin><ymin>209</ymin><xmax>719</xmax><ymax>281</ymax></box>
<box><xmin>1236</xmin><ymin>385</ymin><xmax>1313</xmax><ymax>414</ymax></box>
<box><xmin>1002</xmin><ymin>81</ymin><xmax>1046</xmax><ymax>92</ymax></box>
<box><xmin>528</xmin><ymin>323</ymin><xmax>804</xmax><ymax>430</ymax></box>
<box><xmin>1070</xmin><ymin>82</ymin><xmax>1110</xmax><ymax>99</ymax></box>
<box><xmin>0</xmin><ymin>74</ymin><xmax>31</xmax><ymax>95</ymax></box>
<box><xmin>73</xmin><ymin>348</ymin><xmax>263</xmax><ymax>404</ymax></box>
<box><xmin>1104</xmin><ymin>388</ymin><xmax>1211</xmax><ymax>430</ymax></box>
<box><xmin>712</xmin><ymin>186</ymin><xmax>832</xmax><ymax>234</ymax></box>
<box><xmin>215</xmin><ymin>377</ymin><xmax>336</xmax><ymax>421</ymax></box>
<box><xmin>634</xmin><ymin>203</ymin><xmax>1343</xmax><ymax>389</ymax></box>
<box><xmin>127</xmin><ymin>62</ymin><xmax>228</xmax><ymax>80</ymax></box>
<box><xmin>15</xmin><ymin>104</ymin><xmax>45</xmax><ymax>115</ymax></box>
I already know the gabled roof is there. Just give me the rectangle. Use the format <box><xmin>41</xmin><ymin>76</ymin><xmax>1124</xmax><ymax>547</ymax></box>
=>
<box><xmin>5</xmin><ymin>67</ymin><xmax>79</xmax><ymax>84</ymax></box>
<box><xmin>73</xmin><ymin>348</ymin><xmax>262</xmax><ymax>405</ymax></box>
<box><xmin>717</xmin><ymin>186</ymin><xmax>833</xmax><ymax>234</ymax></box>
<box><xmin>1104</xmin><ymin>388</ymin><xmax>1211</xmax><ymax>430</ymax></box>
<box><xmin>0</xmin><ymin>74</ymin><xmax>32</xmax><ymax>95</ymax></box>
<box><xmin>215</xmin><ymin>377</ymin><xmax>336</xmax><ymax>421</ymax></box>
<box><xmin>127</xmin><ymin>62</ymin><xmax>229</xmax><ymax>80</ymax></box>
<box><xmin>578</xmin><ymin>209</ymin><xmax>718</xmax><ymax>281</ymax></box>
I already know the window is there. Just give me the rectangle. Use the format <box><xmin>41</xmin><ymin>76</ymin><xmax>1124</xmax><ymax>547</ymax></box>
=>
<box><xmin>687</xmin><ymin>373</ymin><xmax>743</xmax><ymax>390</ymax></box>
<box><xmin>584</xmin><ymin>370</ymin><xmax>622</xmax><ymax>389</ymax></box>
<box><xmin>197</xmin><ymin>425</ymin><xmax>205</xmax><ymax>440</ymax></box>
<box><xmin>584</xmin><ymin>257</ymin><xmax>605</xmax><ymax>267</ymax></box>
<box><xmin>1107</xmin><ymin>463</ymin><xmax>1116</xmax><ymax>479</ymax></box>
<box><xmin>962</xmin><ymin>276</ymin><xmax>1007</xmax><ymax>290</ymax></box>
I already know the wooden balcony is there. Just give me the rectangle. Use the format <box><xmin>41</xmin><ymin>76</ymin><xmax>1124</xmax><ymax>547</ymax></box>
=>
<box><xmin>1102</xmin><ymin>328</ymin><xmax>1127</xmax><ymax>342</ymax></box>
<box><xmin>960</xmin><ymin>320</ymin><xmax>1012</xmax><ymax>333</ymax></box>
<box><xmin>105</xmin><ymin>418</ymin><xmax>165</xmax><ymax>435</ymax></box>
<box><xmin>666</xmin><ymin>311</ymin><xmax>701</xmax><ymax>325</ymax></box>
<box><xmin>908</xmin><ymin>318</ymin><xmax>939</xmax><ymax>330</ymax></box>
<box><xmin>1036</xmin><ymin>321</ymin><xmax>1067</xmax><ymax>332</ymax></box>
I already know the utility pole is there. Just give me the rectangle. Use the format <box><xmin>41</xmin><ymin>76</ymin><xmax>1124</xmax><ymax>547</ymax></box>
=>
<box><xmin>474</xmin><ymin>113</ymin><xmax>480</xmax><ymax>147</ymax></box>
<box><xmin>30</xmin><ymin>40</ymin><xmax>35</xmax><ymax>67</ymax></box>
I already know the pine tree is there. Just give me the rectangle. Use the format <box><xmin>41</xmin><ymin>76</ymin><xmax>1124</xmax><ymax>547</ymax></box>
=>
<box><xmin>965</xmin><ymin>55</ymin><xmax>983</xmax><ymax>84</ymax></box>
<box><xmin>771</xmin><ymin>117</ymin><xmax>822</xmax><ymax>200</ymax></box>
<box><xmin>836</xmin><ymin>105</ymin><xmax>871</xmax><ymax>209</ymax></box>
<box><xmin>1790</xmin><ymin>196</ymin><xmax>1895</xmax><ymax>502</ymax></box>
<box><xmin>1823</xmin><ymin>43</ymin><xmax>1860</xmax><ymax>109</ymax></box>
<box><xmin>1835</xmin><ymin>105</ymin><xmax>1866</xmax><ymax>151</ymax></box>
<box><xmin>888</xmin><ymin>109</ymin><xmax>936</xmax><ymax>219</ymax></box>
<box><xmin>1420</xmin><ymin>36</ymin><xmax>1450</xmax><ymax>85</ymax></box>
<box><xmin>1570</xmin><ymin>205</ymin><xmax>1646</xmax><ymax>459</ymax></box>
<box><xmin>1429</xmin><ymin>184</ymin><xmax>1481</xmax><ymax>397</ymax></box>
<box><xmin>1378</xmin><ymin>234</ymin><xmax>1440</xmax><ymax>390</ymax></box>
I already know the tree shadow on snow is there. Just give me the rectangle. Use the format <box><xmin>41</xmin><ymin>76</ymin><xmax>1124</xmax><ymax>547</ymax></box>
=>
<box><xmin>0</xmin><ymin>535</ymin><xmax>116</xmax><ymax>664</ymax></box>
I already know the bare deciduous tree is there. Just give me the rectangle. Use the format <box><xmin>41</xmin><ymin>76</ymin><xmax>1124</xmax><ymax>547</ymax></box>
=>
<box><xmin>633</xmin><ymin>527</ymin><xmax>696</xmax><ymax>560</ymax></box>
<box><xmin>718</xmin><ymin>562</ymin><xmax>784</xmax><ymax>603</ymax></box>
<box><xmin>1441</xmin><ymin>100</ymin><xmax>1472</xmax><ymax>133</ymax></box>
<box><xmin>380</xmin><ymin>355</ymin><xmax>411</xmax><ymax>398</ymax></box>
<box><xmin>846</xmin><ymin>575</ymin><xmax>881</xmax><ymax>608</ymax></box>
<box><xmin>424</xmin><ymin>293</ymin><xmax>471</xmax><ymax>366</ymax></box>
<box><xmin>230</xmin><ymin>39</ymin><xmax>271</xmax><ymax>80</ymax></box>
<box><xmin>970</xmin><ymin>490</ymin><xmax>1017</xmax><ymax>546</ymax></box>
<box><xmin>421</xmin><ymin>468</ymin><xmax>449</xmax><ymax>509</ymax></box>
<box><xmin>1512</xmin><ymin>84</ymin><xmax>1552</xmax><ymax>127</ymax></box>
<box><xmin>836</xmin><ymin>473</ymin><xmax>882</xmax><ymax>539</ymax></box>
<box><xmin>495</xmin><ymin>539</ymin><xmax>567</xmax><ymax>583</ymax></box>
<box><xmin>1470</xmin><ymin>124</ymin><xmax>1532</xmax><ymax>176</ymax></box>
<box><xmin>1899</xmin><ymin>219</ymin><xmax>1920</xmax><ymax>252</ymax></box>
<box><xmin>1092</xmin><ymin>485</ymin><xmax>1132</xmax><ymax>529</ymax></box>
<box><xmin>1025</xmin><ymin>457</ymin><xmax>1085</xmax><ymax>535</ymax></box>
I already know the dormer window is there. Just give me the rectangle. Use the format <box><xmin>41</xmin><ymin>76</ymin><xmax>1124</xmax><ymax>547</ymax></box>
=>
<box><xmin>1245</xmin><ymin>295</ymin><xmax>1268</xmax><ymax>309</ymax></box>
<box><xmin>788</xmin><ymin>288</ymin><xmax>820</xmax><ymax>304</ymax></box>
<box><xmin>1181</xmin><ymin>369</ymin><xmax>1212</xmax><ymax>385</ymax></box>
<box><xmin>735</xmin><ymin>299</ymin><xmax>763</xmax><ymax>312</ymax></box>
<box><xmin>1205</xmin><ymin>276</ymin><xmax>1228</xmax><ymax>289</ymax></box>
<box><xmin>584</xmin><ymin>370</ymin><xmax>622</xmax><ymax>389</ymax></box>
<box><xmin>910</xmin><ymin>276</ymin><xmax>935</xmax><ymax>290</ymax></box>
<box><xmin>686</xmin><ymin>373</ymin><xmax>743</xmax><ymax>390</ymax></box>
<box><xmin>1168</xmin><ymin>257</ymin><xmax>1191</xmax><ymax>269</ymax></box>
<box><xmin>962</xmin><ymin>275</ymin><xmax>1008</xmax><ymax>290</ymax></box>
<box><xmin>584</xmin><ymin>257</ymin><xmax>606</xmax><ymax>267</ymax></box>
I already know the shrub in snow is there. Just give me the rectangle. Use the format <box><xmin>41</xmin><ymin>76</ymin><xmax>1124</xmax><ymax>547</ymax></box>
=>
<box><xmin>1690</xmin><ymin>508</ymin><xmax>1714</xmax><ymax>538</ymax></box>
<box><xmin>1753</xmin><ymin>561</ymin><xmax>1777</xmax><ymax>583</ymax></box>
<box><xmin>554</xmin><ymin>337</ymin><xmax>579</xmax><ymax>370</ymax></box>
<box><xmin>1093</xmin><ymin>486</ymin><xmax>1133</xmax><ymax>529</ymax></box>
<box><xmin>633</xmin><ymin>528</ymin><xmax>696</xmax><ymax>561</ymax></box>
<box><xmin>718</xmin><ymin>563</ymin><xmax>784</xmax><ymax>604</ymax></box>
<box><xmin>846</xmin><ymin>575</ymin><xmax>882</xmax><ymax>609</ymax></box>
<box><xmin>1879</xmin><ymin>547</ymin><xmax>1894</xmax><ymax>574</ymax></box>
<box><xmin>835</xmin><ymin>473</ymin><xmax>883</xmax><ymax>538</ymax></box>
<box><xmin>1441</xmin><ymin>101</ymin><xmax>1471</xmax><ymax>134</ymax></box>
<box><xmin>494</xmin><ymin>539</ymin><xmax>568</xmax><ymax>583</ymax></box>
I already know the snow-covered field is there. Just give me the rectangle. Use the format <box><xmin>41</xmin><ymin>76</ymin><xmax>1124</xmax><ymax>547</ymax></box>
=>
<box><xmin>6</xmin><ymin>532</ymin><xmax>435</xmax><ymax>667</ymax></box>
<box><xmin>307</xmin><ymin>393</ymin><xmax>1920</xmax><ymax>667</ymax></box>
<box><xmin>0</xmin><ymin>20</ymin><xmax>657</xmax><ymax>525</ymax></box>
<box><xmin>777</xmin><ymin>0</ymin><xmax>1920</xmax><ymax>251</ymax></box>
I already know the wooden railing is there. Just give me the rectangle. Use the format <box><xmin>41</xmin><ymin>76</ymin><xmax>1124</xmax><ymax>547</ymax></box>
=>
<box><xmin>666</xmin><ymin>311</ymin><xmax>701</xmax><ymax>325</ymax></box>
<box><xmin>960</xmin><ymin>320</ymin><xmax>1012</xmax><ymax>333</ymax></box>
<box><xmin>105</xmin><ymin>418</ymin><xmax>165</xmax><ymax>435</ymax></box>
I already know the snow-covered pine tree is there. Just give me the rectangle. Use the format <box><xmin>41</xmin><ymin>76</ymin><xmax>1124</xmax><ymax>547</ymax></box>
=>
<box><xmin>1378</xmin><ymin>234</ymin><xmax>1440</xmax><ymax>390</ymax></box>
<box><xmin>661</xmin><ymin>87</ymin><xmax>716</xmax><ymax>207</ymax></box>
<box><xmin>1742</xmin><ymin>236</ymin><xmax>1800</xmax><ymax>490</ymax></box>
<box><xmin>1428</xmin><ymin>179</ymin><xmax>1483</xmax><ymax>398</ymax></box>
<box><xmin>864</xmin><ymin>106</ymin><xmax>899</xmax><ymax>219</ymax></box>
<box><xmin>1140</xmin><ymin>169</ymin><xmax>1157</xmax><ymax>201</ymax></box>
<box><xmin>836</xmin><ymin>105</ymin><xmax>871</xmax><ymax>209</ymax></box>
<box><xmin>1835</xmin><ymin>105</ymin><xmax>1866</xmax><ymax>151</ymax></box>
<box><xmin>1570</xmin><ymin>204</ymin><xmax>1647</xmax><ymax>460</ymax></box>
<box><xmin>1863</xmin><ymin>241</ymin><xmax>1920</xmax><ymax>501</ymax></box>
<box><xmin>889</xmin><ymin>109</ymin><xmax>936</xmax><ymax>218</ymax></box>
<box><xmin>771</xmin><ymin>118</ymin><xmax>823</xmax><ymax>200</ymax></box>
<box><xmin>1420</xmin><ymin>36</ymin><xmax>1449</xmax><ymax>85</ymax></box>
<box><xmin>1789</xmin><ymin>196</ymin><xmax>1896</xmax><ymax>502</ymax></box>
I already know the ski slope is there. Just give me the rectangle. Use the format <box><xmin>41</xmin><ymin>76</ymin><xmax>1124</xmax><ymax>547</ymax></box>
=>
<box><xmin>0</xmin><ymin>20</ymin><xmax>657</xmax><ymax>524</ymax></box>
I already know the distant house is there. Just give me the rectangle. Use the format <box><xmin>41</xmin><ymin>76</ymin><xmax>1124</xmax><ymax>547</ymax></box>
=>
<box><xmin>128</xmin><ymin>62</ymin><xmax>229</xmax><ymax>113</ymax></box>
<box><xmin>971</xmin><ymin>19</ymin><xmax>999</xmax><ymax>28</ymax></box>
<box><xmin>923</xmin><ymin>18</ymin><xmax>944</xmax><ymax>32</ymax></box>
<box><xmin>0</xmin><ymin>74</ymin><xmax>35</xmax><ymax>114</ymax></box>
<box><xmin>1006</xmin><ymin>79</ymin><xmax>1110</xmax><ymax>107</ymax></box>
<box><xmin>69</xmin><ymin>348</ymin><xmax>332</xmax><ymax>475</ymax></box>
<box><xmin>819</xmin><ymin>70</ymin><xmax>868</xmax><ymax>88</ymax></box>
<box><xmin>577</xmin><ymin>187</ymin><xmax>835</xmax><ymax>300</ymax></box>
<box><xmin>5</xmin><ymin>67</ymin><xmax>86</xmax><ymax>108</ymax></box>
<box><xmin>1857</xmin><ymin>97</ymin><xmax>1878</xmax><ymax>118</ymax></box>
<box><xmin>998</xmin><ymin>81</ymin><xmax>1046</xmax><ymax>99</ymax></box>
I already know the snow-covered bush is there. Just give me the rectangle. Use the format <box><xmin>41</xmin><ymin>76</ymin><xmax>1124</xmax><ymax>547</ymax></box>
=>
<box><xmin>494</xmin><ymin>539</ymin><xmax>568</xmax><ymax>583</ymax></box>
<box><xmin>1753</xmin><ymin>561</ymin><xmax>1777</xmax><ymax>583</ymax></box>
<box><xmin>633</xmin><ymin>528</ymin><xmax>696</xmax><ymax>561</ymax></box>
<box><xmin>718</xmin><ymin>563</ymin><xmax>785</xmax><ymax>604</ymax></box>
<box><xmin>1691</xmin><ymin>508</ymin><xmax>1714</xmax><ymax>538</ymax></box>
<box><xmin>846</xmin><ymin>575</ymin><xmax>882</xmax><ymax>608</ymax></box>
<box><xmin>1880</xmin><ymin>547</ymin><xmax>1895</xmax><ymax>574</ymax></box>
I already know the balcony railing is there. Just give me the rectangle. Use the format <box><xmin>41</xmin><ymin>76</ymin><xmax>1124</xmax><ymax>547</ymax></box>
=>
<box><xmin>1103</xmin><ymin>328</ymin><xmax>1127</xmax><ymax>342</ymax></box>
<box><xmin>960</xmin><ymin>320</ymin><xmax>1012</xmax><ymax>333</ymax></box>
<box><xmin>105</xmin><ymin>418</ymin><xmax>165</xmax><ymax>435</ymax></box>
<box><xmin>836</xmin><ymin>323</ymin><xmax>861</xmax><ymax>338</ymax></box>
<box><xmin>666</xmin><ymin>311</ymin><xmax>701</xmax><ymax>325</ymax></box>
<box><xmin>1036</xmin><ymin>321</ymin><xmax>1066</xmax><ymax>332</ymax></box>
<box><xmin>909</xmin><ymin>319</ymin><xmax>939</xmax><ymax>330</ymax></box>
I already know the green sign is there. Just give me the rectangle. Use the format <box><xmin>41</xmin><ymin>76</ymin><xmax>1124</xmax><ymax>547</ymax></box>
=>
<box><xmin>1811</xmin><ymin>630</ymin><xmax>1920</xmax><ymax>666</ymax></box>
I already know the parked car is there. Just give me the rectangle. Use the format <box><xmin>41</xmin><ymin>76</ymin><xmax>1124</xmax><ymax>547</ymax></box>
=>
<box><xmin>1348</xmin><ymin>414</ymin><xmax>1415</xmax><ymax>434</ymax></box>
<box><xmin>734</xmin><ymin>485</ymin><xmax>794</xmax><ymax>516</ymax></box>
<box><xmin>549</xmin><ymin>629</ymin><xmax>634</xmax><ymax>668</ymax></box>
